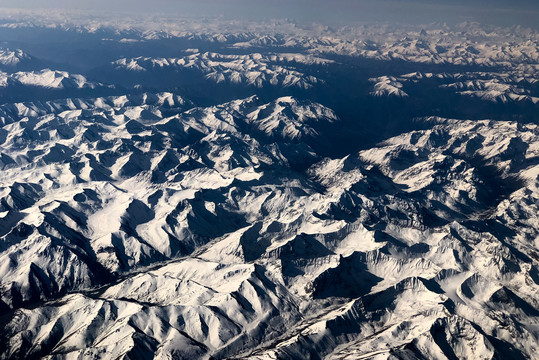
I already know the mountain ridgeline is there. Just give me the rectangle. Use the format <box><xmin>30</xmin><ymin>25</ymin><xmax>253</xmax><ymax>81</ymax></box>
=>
<box><xmin>0</xmin><ymin>15</ymin><xmax>538</xmax><ymax>359</ymax></box>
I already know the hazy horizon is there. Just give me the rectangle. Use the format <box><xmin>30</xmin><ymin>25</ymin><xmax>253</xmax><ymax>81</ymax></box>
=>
<box><xmin>1</xmin><ymin>0</ymin><xmax>538</xmax><ymax>29</ymax></box>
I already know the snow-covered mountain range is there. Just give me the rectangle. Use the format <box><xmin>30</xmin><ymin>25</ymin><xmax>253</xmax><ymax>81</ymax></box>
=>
<box><xmin>0</xmin><ymin>69</ymin><xmax>105</xmax><ymax>90</ymax></box>
<box><xmin>370</xmin><ymin>69</ymin><xmax>539</xmax><ymax>104</ymax></box>
<box><xmin>0</xmin><ymin>12</ymin><xmax>537</xmax><ymax>360</ymax></box>
<box><xmin>1</xmin><ymin>94</ymin><xmax>538</xmax><ymax>359</ymax></box>
<box><xmin>112</xmin><ymin>53</ymin><xmax>329</xmax><ymax>89</ymax></box>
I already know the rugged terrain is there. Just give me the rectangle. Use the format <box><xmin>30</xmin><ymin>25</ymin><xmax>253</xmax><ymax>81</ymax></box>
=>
<box><xmin>0</xmin><ymin>11</ymin><xmax>538</xmax><ymax>360</ymax></box>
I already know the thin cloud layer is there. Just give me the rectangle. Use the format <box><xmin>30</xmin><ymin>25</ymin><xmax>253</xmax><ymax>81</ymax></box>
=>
<box><xmin>0</xmin><ymin>0</ymin><xmax>538</xmax><ymax>28</ymax></box>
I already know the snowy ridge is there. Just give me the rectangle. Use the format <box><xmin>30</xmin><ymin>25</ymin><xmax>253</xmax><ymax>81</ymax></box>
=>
<box><xmin>0</xmin><ymin>48</ymin><xmax>33</xmax><ymax>67</ymax></box>
<box><xmin>112</xmin><ymin>52</ymin><xmax>329</xmax><ymax>89</ymax></box>
<box><xmin>0</xmin><ymin>95</ymin><xmax>336</xmax><ymax>309</ymax></box>
<box><xmin>0</xmin><ymin>93</ymin><xmax>538</xmax><ymax>358</ymax></box>
<box><xmin>369</xmin><ymin>76</ymin><xmax>409</xmax><ymax>97</ymax></box>
<box><xmin>304</xmin><ymin>25</ymin><xmax>539</xmax><ymax>67</ymax></box>
<box><xmin>0</xmin><ymin>92</ymin><xmax>191</xmax><ymax>127</ymax></box>
<box><xmin>371</xmin><ymin>70</ymin><xmax>539</xmax><ymax>104</ymax></box>
<box><xmin>0</xmin><ymin>69</ymin><xmax>108</xmax><ymax>90</ymax></box>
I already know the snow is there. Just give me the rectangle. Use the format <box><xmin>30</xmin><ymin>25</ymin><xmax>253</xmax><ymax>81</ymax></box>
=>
<box><xmin>370</xmin><ymin>76</ymin><xmax>409</xmax><ymax>97</ymax></box>
<box><xmin>113</xmin><ymin>52</ymin><xmax>328</xmax><ymax>89</ymax></box>
<box><xmin>0</xmin><ymin>16</ymin><xmax>538</xmax><ymax>360</ymax></box>
<box><xmin>371</xmin><ymin>70</ymin><xmax>539</xmax><ymax>104</ymax></box>
<box><xmin>0</xmin><ymin>48</ymin><xmax>32</xmax><ymax>67</ymax></box>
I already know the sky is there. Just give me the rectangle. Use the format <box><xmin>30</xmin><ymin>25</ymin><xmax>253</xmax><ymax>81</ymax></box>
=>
<box><xmin>1</xmin><ymin>0</ymin><xmax>538</xmax><ymax>28</ymax></box>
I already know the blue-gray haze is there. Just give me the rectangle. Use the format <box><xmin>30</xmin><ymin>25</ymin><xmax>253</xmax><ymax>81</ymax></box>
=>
<box><xmin>1</xmin><ymin>0</ymin><xmax>538</xmax><ymax>28</ymax></box>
